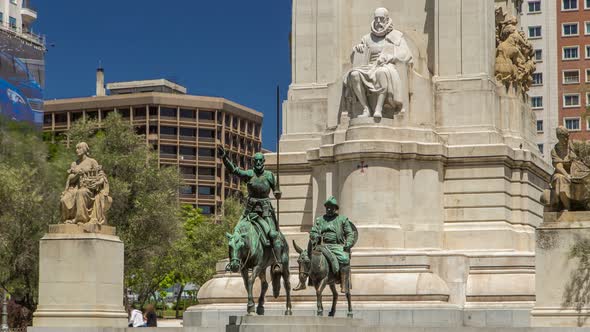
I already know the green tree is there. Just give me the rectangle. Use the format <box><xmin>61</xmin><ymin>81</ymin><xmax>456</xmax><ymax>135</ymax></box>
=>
<box><xmin>162</xmin><ymin>194</ymin><xmax>243</xmax><ymax>318</ymax></box>
<box><xmin>0</xmin><ymin>117</ymin><xmax>67</xmax><ymax>321</ymax></box>
<box><xmin>66</xmin><ymin>113</ymin><xmax>182</xmax><ymax>304</ymax></box>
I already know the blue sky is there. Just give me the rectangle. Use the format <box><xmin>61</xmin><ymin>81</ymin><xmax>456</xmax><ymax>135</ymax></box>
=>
<box><xmin>34</xmin><ymin>1</ymin><xmax>292</xmax><ymax>150</ymax></box>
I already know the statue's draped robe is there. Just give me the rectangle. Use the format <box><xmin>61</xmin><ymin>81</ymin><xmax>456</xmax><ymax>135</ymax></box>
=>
<box><xmin>310</xmin><ymin>214</ymin><xmax>355</xmax><ymax>273</ymax></box>
<box><xmin>60</xmin><ymin>158</ymin><xmax>112</xmax><ymax>224</ymax></box>
<box><xmin>344</xmin><ymin>29</ymin><xmax>413</xmax><ymax>113</ymax></box>
<box><xmin>551</xmin><ymin>143</ymin><xmax>590</xmax><ymax>205</ymax></box>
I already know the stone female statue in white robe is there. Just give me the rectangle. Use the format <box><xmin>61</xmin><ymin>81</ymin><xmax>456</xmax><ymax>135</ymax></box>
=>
<box><xmin>60</xmin><ymin>142</ymin><xmax>112</xmax><ymax>225</ymax></box>
<box><xmin>344</xmin><ymin>7</ymin><xmax>413</xmax><ymax>119</ymax></box>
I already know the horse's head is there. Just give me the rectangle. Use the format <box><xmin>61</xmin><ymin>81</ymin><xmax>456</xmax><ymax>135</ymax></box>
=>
<box><xmin>293</xmin><ymin>240</ymin><xmax>310</xmax><ymax>288</ymax></box>
<box><xmin>226</xmin><ymin>231</ymin><xmax>247</xmax><ymax>273</ymax></box>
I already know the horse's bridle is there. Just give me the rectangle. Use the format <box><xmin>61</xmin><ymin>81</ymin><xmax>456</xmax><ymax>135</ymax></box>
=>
<box><xmin>226</xmin><ymin>239</ymin><xmax>252</xmax><ymax>273</ymax></box>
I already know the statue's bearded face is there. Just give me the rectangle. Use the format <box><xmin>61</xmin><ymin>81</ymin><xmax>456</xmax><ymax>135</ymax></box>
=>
<box><xmin>325</xmin><ymin>205</ymin><xmax>337</xmax><ymax>217</ymax></box>
<box><xmin>373</xmin><ymin>8</ymin><xmax>390</xmax><ymax>32</ymax></box>
<box><xmin>253</xmin><ymin>153</ymin><xmax>265</xmax><ymax>173</ymax></box>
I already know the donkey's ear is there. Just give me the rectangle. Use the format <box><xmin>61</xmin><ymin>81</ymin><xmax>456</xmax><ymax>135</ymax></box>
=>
<box><xmin>292</xmin><ymin>240</ymin><xmax>304</xmax><ymax>254</ymax></box>
<box><xmin>225</xmin><ymin>232</ymin><xmax>232</xmax><ymax>240</ymax></box>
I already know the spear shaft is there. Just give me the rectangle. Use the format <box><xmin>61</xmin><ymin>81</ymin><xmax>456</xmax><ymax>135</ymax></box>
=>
<box><xmin>276</xmin><ymin>85</ymin><xmax>280</xmax><ymax>228</ymax></box>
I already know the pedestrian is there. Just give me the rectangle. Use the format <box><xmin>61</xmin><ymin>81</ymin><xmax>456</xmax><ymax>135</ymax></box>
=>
<box><xmin>144</xmin><ymin>303</ymin><xmax>158</xmax><ymax>327</ymax></box>
<box><xmin>128</xmin><ymin>305</ymin><xmax>145</xmax><ymax>327</ymax></box>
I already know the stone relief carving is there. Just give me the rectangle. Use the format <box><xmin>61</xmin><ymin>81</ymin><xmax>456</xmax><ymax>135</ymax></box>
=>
<box><xmin>495</xmin><ymin>8</ymin><xmax>536</xmax><ymax>92</ymax></box>
<box><xmin>60</xmin><ymin>142</ymin><xmax>112</xmax><ymax>225</ymax></box>
<box><xmin>541</xmin><ymin>127</ymin><xmax>590</xmax><ymax>212</ymax></box>
<box><xmin>342</xmin><ymin>7</ymin><xmax>413</xmax><ymax>120</ymax></box>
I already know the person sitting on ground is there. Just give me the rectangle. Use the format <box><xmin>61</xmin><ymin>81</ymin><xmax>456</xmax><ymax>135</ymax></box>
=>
<box><xmin>129</xmin><ymin>305</ymin><xmax>145</xmax><ymax>327</ymax></box>
<box><xmin>144</xmin><ymin>303</ymin><xmax>157</xmax><ymax>327</ymax></box>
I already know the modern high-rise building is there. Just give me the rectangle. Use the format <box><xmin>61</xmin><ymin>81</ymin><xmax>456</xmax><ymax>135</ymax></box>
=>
<box><xmin>520</xmin><ymin>0</ymin><xmax>558</xmax><ymax>161</ymax></box>
<box><xmin>553</xmin><ymin>0</ymin><xmax>590</xmax><ymax>141</ymax></box>
<box><xmin>42</xmin><ymin>72</ymin><xmax>263</xmax><ymax>215</ymax></box>
<box><xmin>0</xmin><ymin>0</ymin><xmax>45</xmax><ymax>124</ymax></box>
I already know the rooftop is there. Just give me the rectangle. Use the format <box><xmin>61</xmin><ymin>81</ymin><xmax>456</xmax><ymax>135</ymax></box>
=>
<box><xmin>44</xmin><ymin>92</ymin><xmax>263</xmax><ymax>122</ymax></box>
<box><xmin>107</xmin><ymin>79</ymin><xmax>187</xmax><ymax>95</ymax></box>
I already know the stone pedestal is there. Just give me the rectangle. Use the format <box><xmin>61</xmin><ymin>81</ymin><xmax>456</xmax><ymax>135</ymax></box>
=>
<box><xmin>32</xmin><ymin>224</ymin><xmax>127</xmax><ymax>328</ymax></box>
<box><xmin>227</xmin><ymin>315</ymin><xmax>364</xmax><ymax>332</ymax></box>
<box><xmin>531</xmin><ymin>212</ymin><xmax>590</xmax><ymax>327</ymax></box>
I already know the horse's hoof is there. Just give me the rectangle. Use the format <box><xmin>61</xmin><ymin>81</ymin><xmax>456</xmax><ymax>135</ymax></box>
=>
<box><xmin>347</xmin><ymin>312</ymin><xmax>353</xmax><ymax>318</ymax></box>
<box><xmin>328</xmin><ymin>311</ymin><xmax>335</xmax><ymax>317</ymax></box>
<box><xmin>256</xmin><ymin>306</ymin><xmax>265</xmax><ymax>315</ymax></box>
<box><xmin>317</xmin><ymin>311</ymin><xmax>323</xmax><ymax>317</ymax></box>
<box><xmin>284</xmin><ymin>310</ymin><xmax>293</xmax><ymax>316</ymax></box>
<box><xmin>246</xmin><ymin>312</ymin><xmax>257</xmax><ymax>316</ymax></box>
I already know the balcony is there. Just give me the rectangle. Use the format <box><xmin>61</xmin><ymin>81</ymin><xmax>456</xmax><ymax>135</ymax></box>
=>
<box><xmin>180</xmin><ymin>193</ymin><xmax>196</xmax><ymax>200</ymax></box>
<box><xmin>181</xmin><ymin>173</ymin><xmax>197</xmax><ymax>180</ymax></box>
<box><xmin>21</xmin><ymin>7</ymin><xmax>37</xmax><ymax>23</ymax></box>
<box><xmin>159</xmin><ymin>134</ymin><xmax>177</xmax><ymax>141</ymax></box>
<box><xmin>198</xmin><ymin>175</ymin><xmax>215</xmax><ymax>182</ymax></box>
<box><xmin>159</xmin><ymin>153</ymin><xmax>177</xmax><ymax>160</ymax></box>
<box><xmin>179</xmin><ymin>155</ymin><xmax>197</xmax><ymax>161</ymax></box>
<box><xmin>198</xmin><ymin>195</ymin><xmax>216</xmax><ymax>202</ymax></box>
<box><xmin>179</xmin><ymin>136</ymin><xmax>197</xmax><ymax>142</ymax></box>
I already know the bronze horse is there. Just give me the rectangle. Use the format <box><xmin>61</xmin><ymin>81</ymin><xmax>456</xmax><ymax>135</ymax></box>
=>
<box><xmin>293</xmin><ymin>240</ymin><xmax>353</xmax><ymax>317</ymax></box>
<box><xmin>226</xmin><ymin>220</ymin><xmax>292</xmax><ymax>315</ymax></box>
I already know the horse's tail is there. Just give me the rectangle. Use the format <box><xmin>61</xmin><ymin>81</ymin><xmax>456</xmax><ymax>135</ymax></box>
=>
<box><xmin>271</xmin><ymin>233</ymin><xmax>289</xmax><ymax>298</ymax></box>
<box><xmin>272</xmin><ymin>269</ymin><xmax>281</xmax><ymax>298</ymax></box>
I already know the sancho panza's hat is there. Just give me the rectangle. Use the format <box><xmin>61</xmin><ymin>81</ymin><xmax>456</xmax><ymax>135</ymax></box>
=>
<box><xmin>324</xmin><ymin>196</ymin><xmax>339</xmax><ymax>209</ymax></box>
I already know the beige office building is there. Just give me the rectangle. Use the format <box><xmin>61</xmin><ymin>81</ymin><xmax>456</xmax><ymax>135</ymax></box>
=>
<box><xmin>520</xmin><ymin>0</ymin><xmax>559</xmax><ymax>161</ymax></box>
<box><xmin>43</xmin><ymin>75</ymin><xmax>263</xmax><ymax>215</ymax></box>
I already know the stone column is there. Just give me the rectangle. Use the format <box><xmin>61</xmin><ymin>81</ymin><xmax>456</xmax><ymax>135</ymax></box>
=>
<box><xmin>32</xmin><ymin>224</ymin><xmax>127</xmax><ymax>328</ymax></box>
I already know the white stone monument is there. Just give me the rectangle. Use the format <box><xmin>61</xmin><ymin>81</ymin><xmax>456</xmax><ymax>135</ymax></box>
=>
<box><xmin>186</xmin><ymin>0</ymin><xmax>551</xmax><ymax>329</ymax></box>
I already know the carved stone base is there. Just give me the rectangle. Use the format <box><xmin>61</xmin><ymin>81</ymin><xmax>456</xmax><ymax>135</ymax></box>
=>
<box><xmin>48</xmin><ymin>223</ymin><xmax>116</xmax><ymax>235</ymax></box>
<box><xmin>33</xmin><ymin>230</ymin><xmax>127</xmax><ymax>328</ymax></box>
<box><xmin>531</xmin><ymin>213</ymin><xmax>590</xmax><ymax>327</ymax></box>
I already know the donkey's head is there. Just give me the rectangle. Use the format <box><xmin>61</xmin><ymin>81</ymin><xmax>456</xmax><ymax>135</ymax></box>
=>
<box><xmin>293</xmin><ymin>240</ymin><xmax>310</xmax><ymax>288</ymax></box>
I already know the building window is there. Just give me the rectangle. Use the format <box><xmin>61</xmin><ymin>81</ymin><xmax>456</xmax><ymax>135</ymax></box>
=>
<box><xmin>537</xmin><ymin>144</ymin><xmax>544</xmax><ymax>153</ymax></box>
<box><xmin>587</xmin><ymin>92</ymin><xmax>590</xmax><ymax>106</ymax></box>
<box><xmin>563</xmin><ymin>23</ymin><xmax>579</xmax><ymax>36</ymax></box>
<box><xmin>532</xmin><ymin>73</ymin><xmax>543</xmax><ymax>86</ymax></box>
<box><xmin>531</xmin><ymin>96</ymin><xmax>543</xmax><ymax>109</ymax></box>
<box><xmin>564</xmin><ymin>93</ymin><xmax>581</xmax><ymax>107</ymax></box>
<box><xmin>563</xmin><ymin>46</ymin><xmax>580</xmax><ymax>60</ymax></box>
<box><xmin>529</xmin><ymin>26</ymin><xmax>542</xmax><ymax>38</ymax></box>
<box><xmin>586</xmin><ymin>69</ymin><xmax>590</xmax><ymax>82</ymax></box>
<box><xmin>198</xmin><ymin>205</ymin><xmax>214</xmax><ymax>215</ymax></box>
<box><xmin>586</xmin><ymin>22</ymin><xmax>590</xmax><ymax>34</ymax></box>
<box><xmin>586</xmin><ymin>0</ymin><xmax>590</xmax><ymax>9</ymax></box>
<box><xmin>534</xmin><ymin>49</ymin><xmax>543</xmax><ymax>62</ymax></box>
<box><xmin>160</xmin><ymin>107</ymin><xmax>177</xmax><ymax>118</ymax></box>
<box><xmin>198</xmin><ymin>111</ymin><xmax>214</xmax><ymax>121</ymax></box>
<box><xmin>8</xmin><ymin>16</ymin><xmax>16</xmax><ymax>30</ymax></box>
<box><xmin>0</xmin><ymin>12</ymin><xmax>3</xmax><ymax>24</ymax></box>
<box><xmin>536</xmin><ymin>120</ymin><xmax>543</xmax><ymax>133</ymax></box>
<box><xmin>586</xmin><ymin>45</ymin><xmax>590</xmax><ymax>59</ymax></box>
<box><xmin>565</xmin><ymin>117</ymin><xmax>581</xmax><ymax>131</ymax></box>
<box><xmin>563</xmin><ymin>70</ymin><xmax>580</xmax><ymax>84</ymax></box>
<box><xmin>198</xmin><ymin>186</ymin><xmax>214</xmax><ymax>196</ymax></box>
<box><xmin>528</xmin><ymin>0</ymin><xmax>541</xmax><ymax>13</ymax></box>
<box><xmin>563</xmin><ymin>0</ymin><xmax>578</xmax><ymax>10</ymax></box>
